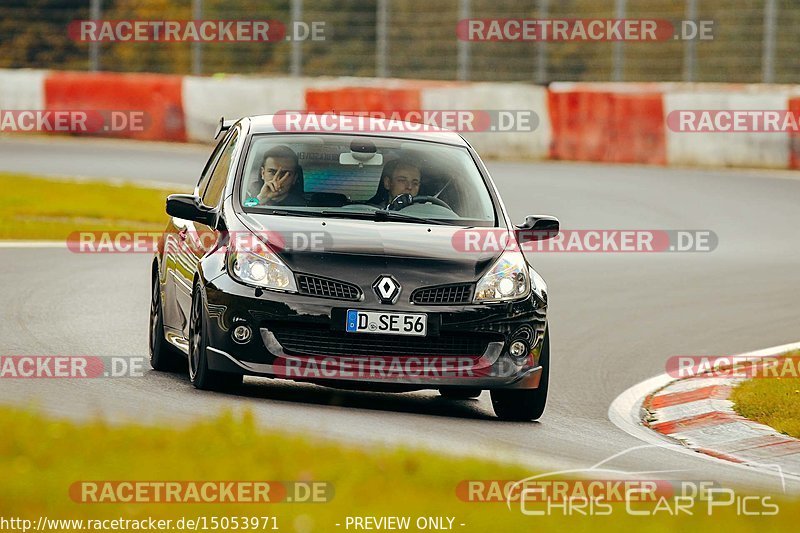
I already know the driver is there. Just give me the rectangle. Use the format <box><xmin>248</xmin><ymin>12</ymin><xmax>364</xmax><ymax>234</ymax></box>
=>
<box><xmin>366</xmin><ymin>158</ymin><xmax>422</xmax><ymax>208</ymax></box>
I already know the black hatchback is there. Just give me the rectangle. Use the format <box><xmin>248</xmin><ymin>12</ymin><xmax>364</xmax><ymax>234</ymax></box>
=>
<box><xmin>149</xmin><ymin>115</ymin><xmax>559</xmax><ymax>421</ymax></box>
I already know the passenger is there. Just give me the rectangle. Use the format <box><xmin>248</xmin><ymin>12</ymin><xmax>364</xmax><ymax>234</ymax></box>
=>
<box><xmin>248</xmin><ymin>145</ymin><xmax>305</xmax><ymax>207</ymax></box>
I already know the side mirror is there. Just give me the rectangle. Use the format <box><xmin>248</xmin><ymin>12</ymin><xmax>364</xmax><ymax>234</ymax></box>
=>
<box><xmin>515</xmin><ymin>215</ymin><xmax>560</xmax><ymax>243</ymax></box>
<box><xmin>166</xmin><ymin>194</ymin><xmax>217</xmax><ymax>226</ymax></box>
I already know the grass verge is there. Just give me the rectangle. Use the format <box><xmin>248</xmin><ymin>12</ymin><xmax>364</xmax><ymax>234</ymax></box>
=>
<box><xmin>731</xmin><ymin>351</ymin><xmax>800</xmax><ymax>439</ymax></box>
<box><xmin>0</xmin><ymin>406</ymin><xmax>797</xmax><ymax>531</ymax></box>
<box><xmin>0</xmin><ymin>172</ymin><xmax>171</xmax><ymax>240</ymax></box>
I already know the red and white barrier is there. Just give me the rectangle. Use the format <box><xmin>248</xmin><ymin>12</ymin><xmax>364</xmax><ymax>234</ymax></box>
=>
<box><xmin>182</xmin><ymin>76</ymin><xmax>441</xmax><ymax>141</ymax></box>
<box><xmin>0</xmin><ymin>69</ymin><xmax>46</xmax><ymax>110</ymax></box>
<box><xmin>548</xmin><ymin>82</ymin><xmax>665</xmax><ymax>165</ymax></box>
<box><xmin>44</xmin><ymin>71</ymin><xmax>186</xmax><ymax>141</ymax></box>
<box><xmin>421</xmin><ymin>83</ymin><xmax>551</xmax><ymax>159</ymax></box>
<box><xmin>2</xmin><ymin>68</ymin><xmax>800</xmax><ymax>170</ymax></box>
<box><xmin>664</xmin><ymin>90</ymin><xmax>791</xmax><ymax>169</ymax></box>
<box><xmin>790</xmin><ymin>96</ymin><xmax>800</xmax><ymax>169</ymax></box>
<box><xmin>182</xmin><ymin>75</ymin><xmax>329</xmax><ymax>141</ymax></box>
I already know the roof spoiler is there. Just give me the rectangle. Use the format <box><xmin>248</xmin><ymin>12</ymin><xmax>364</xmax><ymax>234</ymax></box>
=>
<box><xmin>214</xmin><ymin>116</ymin><xmax>236</xmax><ymax>139</ymax></box>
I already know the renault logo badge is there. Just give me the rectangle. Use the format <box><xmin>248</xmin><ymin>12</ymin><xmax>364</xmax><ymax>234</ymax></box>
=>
<box><xmin>373</xmin><ymin>275</ymin><xmax>401</xmax><ymax>304</ymax></box>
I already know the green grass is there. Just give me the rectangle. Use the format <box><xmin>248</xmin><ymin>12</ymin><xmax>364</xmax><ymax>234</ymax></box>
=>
<box><xmin>0</xmin><ymin>406</ymin><xmax>798</xmax><ymax>532</ymax></box>
<box><xmin>0</xmin><ymin>172</ymin><xmax>174</xmax><ymax>240</ymax></box>
<box><xmin>731</xmin><ymin>351</ymin><xmax>800</xmax><ymax>439</ymax></box>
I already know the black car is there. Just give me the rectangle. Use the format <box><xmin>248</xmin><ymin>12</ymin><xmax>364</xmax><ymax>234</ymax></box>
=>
<box><xmin>149</xmin><ymin>114</ymin><xmax>559</xmax><ymax>421</ymax></box>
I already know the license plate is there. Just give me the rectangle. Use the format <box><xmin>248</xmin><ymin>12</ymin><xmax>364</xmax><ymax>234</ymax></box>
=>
<box><xmin>346</xmin><ymin>310</ymin><xmax>427</xmax><ymax>336</ymax></box>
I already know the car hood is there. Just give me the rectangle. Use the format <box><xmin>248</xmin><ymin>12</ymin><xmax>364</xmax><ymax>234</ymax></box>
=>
<box><xmin>237</xmin><ymin>212</ymin><xmax>506</xmax><ymax>290</ymax></box>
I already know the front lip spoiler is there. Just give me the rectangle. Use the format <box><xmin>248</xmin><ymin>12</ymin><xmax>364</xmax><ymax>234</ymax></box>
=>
<box><xmin>206</xmin><ymin>330</ymin><xmax>543</xmax><ymax>390</ymax></box>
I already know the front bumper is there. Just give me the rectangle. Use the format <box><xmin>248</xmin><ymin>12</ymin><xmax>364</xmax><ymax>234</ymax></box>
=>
<box><xmin>202</xmin><ymin>272</ymin><xmax>548</xmax><ymax>391</ymax></box>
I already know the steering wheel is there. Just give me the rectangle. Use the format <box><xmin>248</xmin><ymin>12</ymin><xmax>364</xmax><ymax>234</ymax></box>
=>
<box><xmin>412</xmin><ymin>195</ymin><xmax>453</xmax><ymax>210</ymax></box>
<box><xmin>386</xmin><ymin>193</ymin><xmax>453</xmax><ymax>211</ymax></box>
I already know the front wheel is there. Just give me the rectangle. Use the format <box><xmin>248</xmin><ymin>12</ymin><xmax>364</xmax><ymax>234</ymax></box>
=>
<box><xmin>491</xmin><ymin>328</ymin><xmax>550</xmax><ymax>421</ymax></box>
<box><xmin>188</xmin><ymin>286</ymin><xmax>243</xmax><ymax>391</ymax></box>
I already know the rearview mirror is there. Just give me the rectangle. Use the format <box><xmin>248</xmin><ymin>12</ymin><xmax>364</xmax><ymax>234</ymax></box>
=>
<box><xmin>340</xmin><ymin>138</ymin><xmax>384</xmax><ymax>165</ymax></box>
<box><xmin>515</xmin><ymin>215</ymin><xmax>560</xmax><ymax>242</ymax></box>
<box><xmin>166</xmin><ymin>194</ymin><xmax>217</xmax><ymax>226</ymax></box>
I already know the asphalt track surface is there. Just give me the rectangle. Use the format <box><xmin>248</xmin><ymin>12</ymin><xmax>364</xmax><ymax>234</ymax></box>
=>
<box><xmin>1</xmin><ymin>135</ymin><xmax>800</xmax><ymax>494</ymax></box>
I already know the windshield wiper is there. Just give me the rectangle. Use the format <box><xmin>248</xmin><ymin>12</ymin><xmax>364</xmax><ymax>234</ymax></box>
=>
<box><xmin>259</xmin><ymin>209</ymin><xmax>319</xmax><ymax>217</ymax></box>
<box><xmin>373</xmin><ymin>210</ymin><xmax>455</xmax><ymax>226</ymax></box>
<box><xmin>259</xmin><ymin>208</ymin><xmax>455</xmax><ymax>225</ymax></box>
<box><xmin>261</xmin><ymin>209</ymin><xmax>373</xmax><ymax>220</ymax></box>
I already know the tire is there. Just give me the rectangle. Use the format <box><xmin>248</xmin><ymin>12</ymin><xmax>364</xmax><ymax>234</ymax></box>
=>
<box><xmin>491</xmin><ymin>328</ymin><xmax>550</xmax><ymax>421</ymax></box>
<box><xmin>149</xmin><ymin>271</ymin><xmax>184</xmax><ymax>372</ymax></box>
<box><xmin>438</xmin><ymin>388</ymin><xmax>482</xmax><ymax>400</ymax></box>
<box><xmin>188</xmin><ymin>285</ymin><xmax>243</xmax><ymax>391</ymax></box>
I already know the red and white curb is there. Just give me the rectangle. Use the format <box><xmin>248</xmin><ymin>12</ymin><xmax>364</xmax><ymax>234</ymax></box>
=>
<box><xmin>609</xmin><ymin>341</ymin><xmax>800</xmax><ymax>482</ymax></box>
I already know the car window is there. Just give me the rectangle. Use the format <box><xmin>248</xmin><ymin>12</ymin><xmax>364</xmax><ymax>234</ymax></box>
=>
<box><xmin>202</xmin><ymin>129</ymin><xmax>239</xmax><ymax>207</ymax></box>
<box><xmin>196</xmin><ymin>132</ymin><xmax>231</xmax><ymax>196</ymax></box>
<box><xmin>238</xmin><ymin>134</ymin><xmax>497</xmax><ymax>227</ymax></box>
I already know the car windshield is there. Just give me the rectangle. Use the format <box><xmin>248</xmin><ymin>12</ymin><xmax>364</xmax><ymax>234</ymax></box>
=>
<box><xmin>238</xmin><ymin>134</ymin><xmax>497</xmax><ymax>227</ymax></box>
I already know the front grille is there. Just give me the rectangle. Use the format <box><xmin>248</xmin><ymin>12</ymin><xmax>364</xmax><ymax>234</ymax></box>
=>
<box><xmin>411</xmin><ymin>283</ymin><xmax>474</xmax><ymax>305</ymax></box>
<box><xmin>266</xmin><ymin>322</ymin><xmax>499</xmax><ymax>358</ymax></box>
<box><xmin>296</xmin><ymin>274</ymin><xmax>361</xmax><ymax>301</ymax></box>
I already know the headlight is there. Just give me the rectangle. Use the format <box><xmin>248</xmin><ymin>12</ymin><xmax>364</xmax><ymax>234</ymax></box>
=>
<box><xmin>227</xmin><ymin>238</ymin><xmax>297</xmax><ymax>292</ymax></box>
<box><xmin>474</xmin><ymin>251</ymin><xmax>530</xmax><ymax>302</ymax></box>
